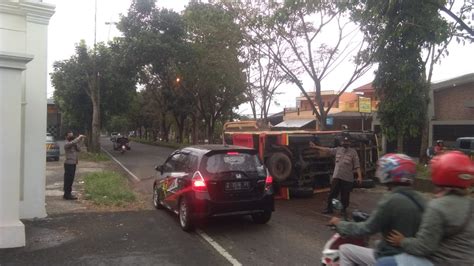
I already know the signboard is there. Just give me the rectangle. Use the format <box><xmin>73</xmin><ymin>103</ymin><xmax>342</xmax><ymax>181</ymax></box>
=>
<box><xmin>358</xmin><ymin>96</ymin><xmax>372</xmax><ymax>113</ymax></box>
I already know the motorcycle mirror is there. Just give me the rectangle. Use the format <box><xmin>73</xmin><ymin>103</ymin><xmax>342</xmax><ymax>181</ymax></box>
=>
<box><xmin>331</xmin><ymin>199</ymin><xmax>343</xmax><ymax>210</ymax></box>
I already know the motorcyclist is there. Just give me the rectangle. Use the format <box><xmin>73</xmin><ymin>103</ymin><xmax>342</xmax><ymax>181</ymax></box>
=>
<box><xmin>433</xmin><ymin>140</ymin><xmax>444</xmax><ymax>155</ymax></box>
<box><xmin>378</xmin><ymin>151</ymin><xmax>474</xmax><ymax>266</ymax></box>
<box><xmin>328</xmin><ymin>153</ymin><xmax>426</xmax><ymax>266</ymax></box>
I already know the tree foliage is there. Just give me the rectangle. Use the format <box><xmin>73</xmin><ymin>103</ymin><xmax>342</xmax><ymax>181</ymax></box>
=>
<box><xmin>348</xmin><ymin>0</ymin><xmax>451</xmax><ymax>152</ymax></box>
<box><xmin>117</xmin><ymin>0</ymin><xmax>246</xmax><ymax>143</ymax></box>
<box><xmin>226</xmin><ymin>0</ymin><xmax>373</xmax><ymax>129</ymax></box>
<box><xmin>52</xmin><ymin>40</ymin><xmax>136</xmax><ymax>146</ymax></box>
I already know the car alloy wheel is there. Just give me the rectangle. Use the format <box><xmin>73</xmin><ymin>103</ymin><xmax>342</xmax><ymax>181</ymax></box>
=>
<box><xmin>153</xmin><ymin>185</ymin><xmax>164</xmax><ymax>209</ymax></box>
<box><xmin>179</xmin><ymin>198</ymin><xmax>194</xmax><ymax>231</ymax></box>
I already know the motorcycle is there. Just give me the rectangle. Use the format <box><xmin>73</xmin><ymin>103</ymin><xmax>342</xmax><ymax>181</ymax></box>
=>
<box><xmin>321</xmin><ymin>199</ymin><xmax>370</xmax><ymax>266</ymax></box>
<box><xmin>114</xmin><ymin>136</ymin><xmax>131</xmax><ymax>154</ymax></box>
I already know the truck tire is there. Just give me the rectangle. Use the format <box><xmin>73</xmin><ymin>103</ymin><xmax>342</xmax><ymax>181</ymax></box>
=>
<box><xmin>289</xmin><ymin>187</ymin><xmax>314</xmax><ymax>198</ymax></box>
<box><xmin>267</xmin><ymin>152</ymin><xmax>292</xmax><ymax>182</ymax></box>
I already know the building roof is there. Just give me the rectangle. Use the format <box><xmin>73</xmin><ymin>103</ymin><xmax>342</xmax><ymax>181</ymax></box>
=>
<box><xmin>339</xmin><ymin>92</ymin><xmax>358</xmax><ymax>103</ymax></box>
<box><xmin>47</xmin><ymin>98</ymin><xmax>55</xmax><ymax>105</ymax></box>
<box><xmin>431</xmin><ymin>73</ymin><xmax>474</xmax><ymax>91</ymax></box>
<box><xmin>353</xmin><ymin>83</ymin><xmax>374</xmax><ymax>93</ymax></box>
<box><xmin>273</xmin><ymin>119</ymin><xmax>315</xmax><ymax>128</ymax></box>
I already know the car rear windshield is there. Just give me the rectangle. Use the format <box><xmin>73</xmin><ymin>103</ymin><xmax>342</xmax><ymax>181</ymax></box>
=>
<box><xmin>204</xmin><ymin>151</ymin><xmax>265</xmax><ymax>176</ymax></box>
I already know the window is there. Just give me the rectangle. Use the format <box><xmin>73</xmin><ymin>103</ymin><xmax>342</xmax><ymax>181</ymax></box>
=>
<box><xmin>204</xmin><ymin>152</ymin><xmax>265</xmax><ymax>176</ymax></box>
<box><xmin>178</xmin><ymin>153</ymin><xmax>198</xmax><ymax>173</ymax></box>
<box><xmin>163</xmin><ymin>153</ymin><xmax>182</xmax><ymax>172</ymax></box>
<box><xmin>459</xmin><ymin>140</ymin><xmax>471</xmax><ymax>150</ymax></box>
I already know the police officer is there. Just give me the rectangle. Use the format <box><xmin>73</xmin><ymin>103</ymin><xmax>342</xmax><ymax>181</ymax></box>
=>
<box><xmin>310</xmin><ymin>136</ymin><xmax>362</xmax><ymax>218</ymax></box>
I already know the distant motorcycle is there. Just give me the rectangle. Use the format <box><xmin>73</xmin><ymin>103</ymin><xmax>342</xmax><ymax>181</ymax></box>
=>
<box><xmin>114</xmin><ymin>136</ymin><xmax>131</xmax><ymax>154</ymax></box>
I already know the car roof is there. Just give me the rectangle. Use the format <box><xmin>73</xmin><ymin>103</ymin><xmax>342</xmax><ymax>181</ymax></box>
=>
<box><xmin>182</xmin><ymin>144</ymin><xmax>255</xmax><ymax>155</ymax></box>
<box><xmin>457</xmin><ymin>137</ymin><xmax>474</xmax><ymax>141</ymax></box>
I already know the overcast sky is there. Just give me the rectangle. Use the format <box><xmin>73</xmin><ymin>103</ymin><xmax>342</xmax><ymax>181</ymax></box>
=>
<box><xmin>44</xmin><ymin>0</ymin><xmax>474</xmax><ymax>115</ymax></box>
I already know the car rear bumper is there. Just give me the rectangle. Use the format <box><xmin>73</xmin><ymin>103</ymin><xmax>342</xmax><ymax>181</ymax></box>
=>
<box><xmin>46</xmin><ymin>150</ymin><xmax>60</xmax><ymax>158</ymax></box>
<box><xmin>190</xmin><ymin>193</ymin><xmax>274</xmax><ymax>219</ymax></box>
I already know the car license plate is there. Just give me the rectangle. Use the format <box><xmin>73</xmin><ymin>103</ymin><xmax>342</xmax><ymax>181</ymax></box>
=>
<box><xmin>225</xmin><ymin>181</ymin><xmax>250</xmax><ymax>191</ymax></box>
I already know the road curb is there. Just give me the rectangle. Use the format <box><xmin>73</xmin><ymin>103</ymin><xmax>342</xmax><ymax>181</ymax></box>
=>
<box><xmin>101</xmin><ymin>147</ymin><xmax>141</xmax><ymax>183</ymax></box>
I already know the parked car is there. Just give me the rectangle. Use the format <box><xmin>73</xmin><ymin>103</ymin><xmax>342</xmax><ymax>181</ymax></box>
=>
<box><xmin>454</xmin><ymin>137</ymin><xmax>474</xmax><ymax>160</ymax></box>
<box><xmin>46</xmin><ymin>134</ymin><xmax>60</xmax><ymax>161</ymax></box>
<box><xmin>153</xmin><ymin>145</ymin><xmax>274</xmax><ymax>231</ymax></box>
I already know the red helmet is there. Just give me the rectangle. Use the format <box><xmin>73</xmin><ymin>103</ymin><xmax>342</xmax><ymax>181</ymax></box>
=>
<box><xmin>431</xmin><ymin>151</ymin><xmax>474</xmax><ymax>188</ymax></box>
<box><xmin>376</xmin><ymin>153</ymin><xmax>416</xmax><ymax>184</ymax></box>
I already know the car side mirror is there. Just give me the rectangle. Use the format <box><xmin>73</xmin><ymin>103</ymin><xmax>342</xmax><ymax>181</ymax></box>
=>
<box><xmin>155</xmin><ymin>165</ymin><xmax>163</xmax><ymax>174</ymax></box>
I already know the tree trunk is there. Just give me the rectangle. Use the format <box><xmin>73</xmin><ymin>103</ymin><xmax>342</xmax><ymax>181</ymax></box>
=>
<box><xmin>90</xmin><ymin>89</ymin><xmax>101</xmax><ymax>153</ymax></box>
<box><xmin>419</xmin><ymin>117</ymin><xmax>430</xmax><ymax>163</ymax></box>
<box><xmin>191</xmin><ymin>115</ymin><xmax>197</xmax><ymax>144</ymax></box>
<box><xmin>319</xmin><ymin>111</ymin><xmax>327</xmax><ymax>131</ymax></box>
<box><xmin>206</xmin><ymin>117</ymin><xmax>215</xmax><ymax>144</ymax></box>
<box><xmin>397</xmin><ymin>134</ymin><xmax>404</xmax><ymax>153</ymax></box>
<box><xmin>175</xmin><ymin>117</ymin><xmax>185</xmax><ymax>144</ymax></box>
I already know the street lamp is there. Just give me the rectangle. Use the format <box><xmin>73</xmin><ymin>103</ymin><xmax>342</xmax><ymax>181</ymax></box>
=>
<box><xmin>105</xmin><ymin>21</ymin><xmax>118</xmax><ymax>41</ymax></box>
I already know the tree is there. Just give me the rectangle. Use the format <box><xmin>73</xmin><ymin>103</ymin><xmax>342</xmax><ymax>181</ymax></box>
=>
<box><xmin>227</xmin><ymin>1</ymin><xmax>373</xmax><ymax>130</ymax></box>
<box><xmin>52</xmin><ymin>40</ymin><xmax>136</xmax><ymax>148</ymax></box>
<box><xmin>225</xmin><ymin>1</ymin><xmax>288</xmax><ymax>123</ymax></box>
<box><xmin>106</xmin><ymin>115</ymin><xmax>130</xmax><ymax>134</ymax></box>
<box><xmin>348</xmin><ymin>0</ymin><xmax>450</xmax><ymax>152</ymax></box>
<box><xmin>118</xmin><ymin>1</ymin><xmax>196</xmax><ymax>143</ymax></box>
<box><xmin>418</xmin><ymin>0</ymin><xmax>473</xmax><ymax>161</ymax></box>
<box><xmin>182</xmin><ymin>3</ymin><xmax>247</xmax><ymax>143</ymax></box>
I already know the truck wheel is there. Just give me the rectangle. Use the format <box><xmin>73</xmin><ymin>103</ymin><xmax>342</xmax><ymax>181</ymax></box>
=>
<box><xmin>289</xmin><ymin>187</ymin><xmax>314</xmax><ymax>198</ymax></box>
<box><xmin>267</xmin><ymin>152</ymin><xmax>292</xmax><ymax>182</ymax></box>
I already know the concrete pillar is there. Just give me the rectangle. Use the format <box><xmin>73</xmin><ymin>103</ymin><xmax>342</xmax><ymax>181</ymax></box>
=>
<box><xmin>0</xmin><ymin>52</ymin><xmax>33</xmax><ymax>248</ymax></box>
<box><xmin>0</xmin><ymin>0</ymin><xmax>54</xmax><ymax>248</ymax></box>
<box><xmin>19</xmin><ymin>1</ymin><xmax>55</xmax><ymax>219</ymax></box>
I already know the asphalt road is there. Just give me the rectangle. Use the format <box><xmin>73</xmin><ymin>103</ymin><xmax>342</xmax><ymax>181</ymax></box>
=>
<box><xmin>98</xmin><ymin>137</ymin><xmax>382</xmax><ymax>265</ymax></box>
<box><xmin>101</xmin><ymin>137</ymin><xmax>174</xmax><ymax>181</ymax></box>
<box><xmin>1</xmin><ymin>138</ymin><xmax>383</xmax><ymax>266</ymax></box>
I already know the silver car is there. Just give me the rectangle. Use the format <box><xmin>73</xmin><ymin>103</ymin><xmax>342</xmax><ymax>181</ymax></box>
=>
<box><xmin>46</xmin><ymin>133</ymin><xmax>60</xmax><ymax>161</ymax></box>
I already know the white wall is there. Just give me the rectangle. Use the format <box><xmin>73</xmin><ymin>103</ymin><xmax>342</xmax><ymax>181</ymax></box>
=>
<box><xmin>0</xmin><ymin>0</ymin><xmax>54</xmax><ymax>248</ymax></box>
<box><xmin>19</xmin><ymin>1</ymin><xmax>55</xmax><ymax>219</ymax></box>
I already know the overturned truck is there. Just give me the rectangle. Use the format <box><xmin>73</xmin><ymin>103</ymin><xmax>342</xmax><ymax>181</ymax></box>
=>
<box><xmin>223</xmin><ymin>121</ymin><xmax>379</xmax><ymax>197</ymax></box>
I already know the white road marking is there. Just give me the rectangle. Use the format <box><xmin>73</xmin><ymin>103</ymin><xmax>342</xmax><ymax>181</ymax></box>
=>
<box><xmin>101</xmin><ymin>147</ymin><xmax>141</xmax><ymax>183</ymax></box>
<box><xmin>196</xmin><ymin>229</ymin><xmax>242</xmax><ymax>266</ymax></box>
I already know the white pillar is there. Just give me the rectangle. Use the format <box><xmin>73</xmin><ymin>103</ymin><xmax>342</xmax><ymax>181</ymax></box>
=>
<box><xmin>19</xmin><ymin>1</ymin><xmax>55</xmax><ymax>219</ymax></box>
<box><xmin>0</xmin><ymin>52</ymin><xmax>33</xmax><ymax>249</ymax></box>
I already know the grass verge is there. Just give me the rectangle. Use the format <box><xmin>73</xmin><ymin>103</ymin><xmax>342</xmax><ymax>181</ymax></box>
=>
<box><xmin>79</xmin><ymin>152</ymin><xmax>110</xmax><ymax>162</ymax></box>
<box><xmin>416</xmin><ymin>163</ymin><xmax>430</xmax><ymax>180</ymax></box>
<box><xmin>84</xmin><ymin>171</ymin><xmax>136</xmax><ymax>206</ymax></box>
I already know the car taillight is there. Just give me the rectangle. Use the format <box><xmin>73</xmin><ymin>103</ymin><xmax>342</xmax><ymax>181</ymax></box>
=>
<box><xmin>265</xmin><ymin>175</ymin><xmax>273</xmax><ymax>191</ymax></box>
<box><xmin>226</xmin><ymin>152</ymin><xmax>239</xmax><ymax>155</ymax></box>
<box><xmin>192</xmin><ymin>171</ymin><xmax>208</xmax><ymax>192</ymax></box>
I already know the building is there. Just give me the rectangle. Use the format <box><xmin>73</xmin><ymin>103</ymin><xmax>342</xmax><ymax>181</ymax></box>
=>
<box><xmin>47</xmin><ymin>98</ymin><xmax>62</xmax><ymax>138</ymax></box>
<box><xmin>429</xmin><ymin>73</ymin><xmax>474</xmax><ymax>147</ymax></box>
<box><xmin>371</xmin><ymin>74</ymin><xmax>473</xmax><ymax>156</ymax></box>
<box><xmin>281</xmin><ymin>88</ymin><xmax>378</xmax><ymax>131</ymax></box>
<box><xmin>0</xmin><ymin>0</ymin><xmax>55</xmax><ymax>248</ymax></box>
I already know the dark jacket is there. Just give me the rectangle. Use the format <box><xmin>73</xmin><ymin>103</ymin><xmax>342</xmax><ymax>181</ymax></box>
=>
<box><xmin>401</xmin><ymin>194</ymin><xmax>474</xmax><ymax>265</ymax></box>
<box><xmin>336</xmin><ymin>187</ymin><xmax>426</xmax><ymax>258</ymax></box>
<box><xmin>64</xmin><ymin>137</ymin><xmax>81</xmax><ymax>165</ymax></box>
